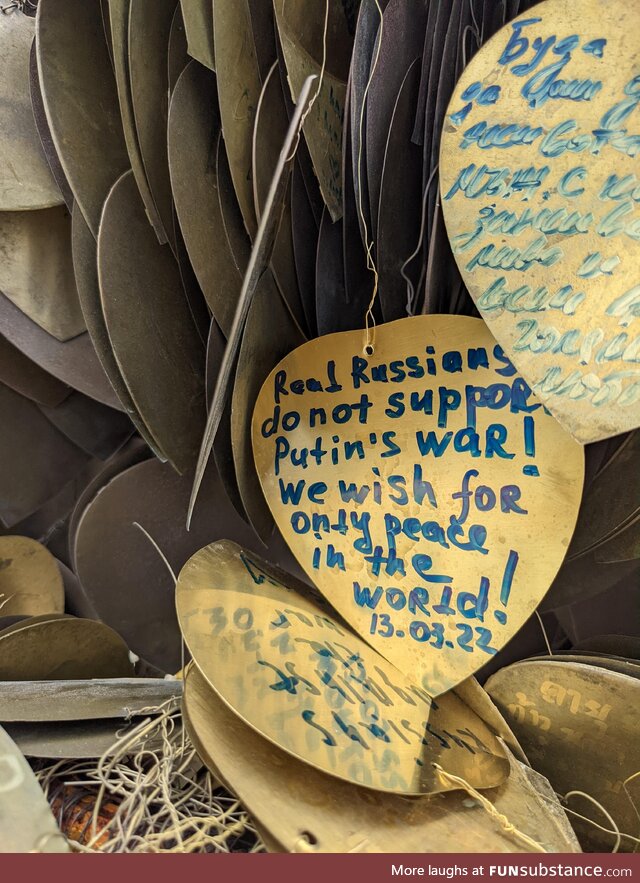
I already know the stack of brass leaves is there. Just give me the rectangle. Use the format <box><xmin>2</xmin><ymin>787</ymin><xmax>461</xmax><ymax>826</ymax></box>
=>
<box><xmin>0</xmin><ymin>0</ymin><xmax>638</xmax><ymax>855</ymax></box>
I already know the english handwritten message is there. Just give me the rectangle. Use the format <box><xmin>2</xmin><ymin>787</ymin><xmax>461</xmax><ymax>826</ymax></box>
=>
<box><xmin>252</xmin><ymin>317</ymin><xmax>584</xmax><ymax>695</ymax></box>
<box><xmin>440</xmin><ymin>0</ymin><xmax>640</xmax><ymax>443</ymax></box>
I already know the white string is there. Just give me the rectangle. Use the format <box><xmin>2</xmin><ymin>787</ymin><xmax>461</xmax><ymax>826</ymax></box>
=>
<box><xmin>402</xmin><ymin>163</ymin><xmax>439</xmax><ymax>315</ymax></box>
<box><xmin>356</xmin><ymin>0</ymin><xmax>384</xmax><ymax>354</ymax></box>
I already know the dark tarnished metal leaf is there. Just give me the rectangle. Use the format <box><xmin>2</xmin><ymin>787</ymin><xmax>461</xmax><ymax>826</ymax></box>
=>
<box><xmin>206</xmin><ymin>320</ymin><xmax>247</xmax><ymax>521</ymax></box>
<box><xmin>172</xmin><ymin>216</ymin><xmax>211</xmax><ymax>349</ymax></box>
<box><xmin>213</xmin><ymin>0</ymin><xmax>261</xmax><ymax>238</ymax></box>
<box><xmin>350</xmin><ymin>0</ymin><xmax>389</xmax><ymax>243</ymax></box>
<box><xmin>0</xmin><ymin>9</ymin><xmax>61</xmax><ymax>211</ymax></box>
<box><xmin>315</xmin><ymin>210</ymin><xmax>350</xmax><ymax>336</ymax></box>
<box><xmin>100</xmin><ymin>0</ymin><xmax>114</xmax><ymax>65</ymax></box>
<box><xmin>168</xmin><ymin>61</ymin><xmax>242</xmax><ymax>336</ymax></box>
<box><xmin>291</xmin><ymin>162</ymin><xmax>320</xmax><ymax>337</ymax></box>
<box><xmin>0</xmin><ymin>335</ymin><xmax>70</xmax><ymax>408</ymax></box>
<box><xmin>274</xmin><ymin>0</ymin><xmax>352</xmax><ymax>222</ymax></box>
<box><xmin>231</xmin><ymin>272</ymin><xmax>305</xmax><ymax>542</ymax></box>
<box><xmin>594</xmin><ymin>516</ymin><xmax>640</xmax><ymax>564</ymax></box>
<box><xmin>28</xmin><ymin>40</ymin><xmax>74</xmax><ymax>212</ymax></box>
<box><xmin>0</xmin><ymin>383</ymin><xmax>90</xmax><ymax>528</ymax></box>
<box><xmin>253</xmin><ymin>62</ymin><xmax>306</xmax><ymax>333</ymax></box>
<box><xmin>36</xmin><ymin>0</ymin><xmax>129</xmax><ymax>237</ymax></box>
<box><xmin>73</xmin><ymin>457</ymin><xmax>264</xmax><ymax>673</ymax></box>
<box><xmin>275</xmin><ymin>34</ymin><xmax>324</xmax><ymax>228</ymax></box>
<box><xmin>342</xmin><ymin>78</ymin><xmax>375</xmax><ymax>330</ymax></box>
<box><xmin>541</xmin><ymin>547</ymin><xmax>639</xmax><ymax>612</ymax></box>
<box><xmin>180</xmin><ymin>0</ymin><xmax>215</xmax><ymax>70</ymax></box>
<box><xmin>109</xmin><ymin>0</ymin><xmax>167</xmax><ymax>245</ymax></box>
<box><xmin>128</xmin><ymin>0</ymin><xmax>177</xmax><ymax>251</ymax></box>
<box><xmin>216</xmin><ymin>134</ymin><xmax>252</xmax><ymax>283</ymax></box>
<box><xmin>168</xmin><ymin>4</ymin><xmax>189</xmax><ymax>94</ymax></box>
<box><xmin>0</xmin><ymin>288</ymin><xmax>141</xmax><ymax>412</ymax></box>
<box><xmin>97</xmin><ymin>170</ymin><xmax>206</xmax><ymax>474</ymax></box>
<box><xmin>57</xmin><ymin>558</ymin><xmax>99</xmax><ymax>620</ymax></box>
<box><xmin>575</xmin><ymin>635</ymin><xmax>640</xmax><ymax>661</ymax></box>
<box><xmin>68</xmin><ymin>437</ymin><xmax>152</xmax><ymax>571</ymax></box>
<box><xmin>71</xmin><ymin>204</ymin><xmax>161</xmax><ymax>447</ymax></box>
<box><xmin>567</xmin><ymin>432</ymin><xmax>640</xmax><ymax>560</ymax></box>
<box><xmin>0</xmin><ymin>206</ymin><xmax>84</xmax><ymax>342</ymax></box>
<box><xmin>365</xmin><ymin>0</ymin><xmax>428</xmax><ymax>240</ymax></box>
<box><xmin>38</xmin><ymin>391</ymin><xmax>134</xmax><ymax>461</ymax></box>
<box><xmin>247</xmin><ymin>0</ymin><xmax>277</xmax><ymax>81</ymax></box>
<box><xmin>377</xmin><ymin>58</ymin><xmax>422</xmax><ymax>322</ymax></box>
<box><xmin>411</xmin><ymin>0</ymin><xmax>439</xmax><ymax>147</ymax></box>
<box><xmin>0</xmin><ymin>459</ymin><xmax>104</xmax><ymax>553</ymax></box>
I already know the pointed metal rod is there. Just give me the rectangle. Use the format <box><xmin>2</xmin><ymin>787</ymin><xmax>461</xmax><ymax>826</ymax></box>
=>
<box><xmin>187</xmin><ymin>74</ymin><xmax>318</xmax><ymax>529</ymax></box>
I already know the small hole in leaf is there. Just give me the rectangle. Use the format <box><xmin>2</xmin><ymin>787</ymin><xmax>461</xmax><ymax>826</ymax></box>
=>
<box><xmin>364</xmin><ymin>344</ymin><xmax>374</xmax><ymax>356</ymax></box>
<box><xmin>299</xmin><ymin>831</ymin><xmax>318</xmax><ymax>846</ymax></box>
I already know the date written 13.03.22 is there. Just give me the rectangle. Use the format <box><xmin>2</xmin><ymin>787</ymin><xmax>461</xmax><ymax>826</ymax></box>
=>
<box><xmin>369</xmin><ymin>613</ymin><xmax>498</xmax><ymax>654</ymax></box>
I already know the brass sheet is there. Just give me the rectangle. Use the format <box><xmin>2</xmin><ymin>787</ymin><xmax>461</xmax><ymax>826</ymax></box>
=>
<box><xmin>253</xmin><ymin>315</ymin><xmax>584</xmax><ymax>695</ymax></box>
<box><xmin>0</xmin><ymin>616</ymin><xmax>134</xmax><ymax>680</ymax></box>
<box><xmin>176</xmin><ymin>540</ymin><xmax>509</xmax><ymax>796</ymax></box>
<box><xmin>0</xmin><ymin>9</ymin><xmax>61</xmax><ymax>211</ymax></box>
<box><xmin>0</xmin><ymin>536</ymin><xmax>64</xmax><ymax>618</ymax></box>
<box><xmin>0</xmin><ymin>613</ymin><xmax>71</xmax><ymax>639</ymax></box>
<box><xmin>453</xmin><ymin>675</ymin><xmax>529</xmax><ymax>765</ymax></box>
<box><xmin>184</xmin><ymin>662</ymin><xmax>578</xmax><ymax>852</ymax></box>
<box><xmin>440</xmin><ymin>0</ymin><xmax>640</xmax><ymax>443</ymax></box>
<box><xmin>486</xmin><ymin>659</ymin><xmax>640</xmax><ymax>851</ymax></box>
